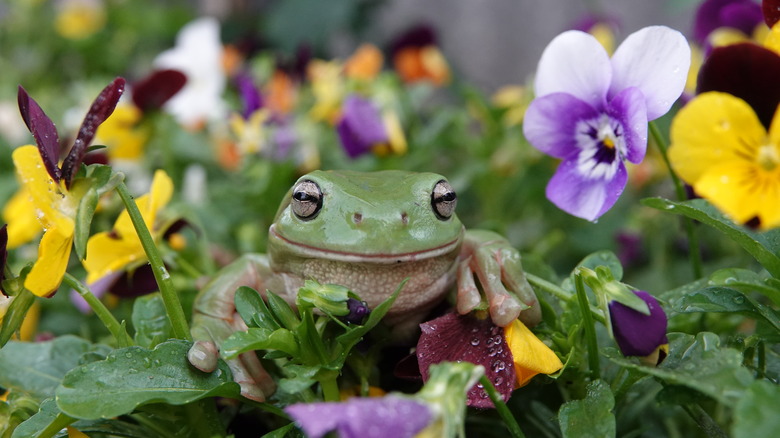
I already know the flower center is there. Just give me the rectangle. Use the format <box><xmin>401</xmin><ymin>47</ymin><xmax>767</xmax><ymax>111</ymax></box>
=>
<box><xmin>574</xmin><ymin>115</ymin><xmax>625</xmax><ymax>180</ymax></box>
<box><xmin>757</xmin><ymin>143</ymin><xmax>780</xmax><ymax>172</ymax></box>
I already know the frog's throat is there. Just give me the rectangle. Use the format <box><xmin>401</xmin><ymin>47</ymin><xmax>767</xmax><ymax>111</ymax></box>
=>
<box><xmin>269</xmin><ymin>224</ymin><xmax>464</xmax><ymax>264</ymax></box>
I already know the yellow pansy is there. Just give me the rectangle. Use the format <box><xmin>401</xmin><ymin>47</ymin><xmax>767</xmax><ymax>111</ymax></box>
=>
<box><xmin>504</xmin><ymin>319</ymin><xmax>564</xmax><ymax>387</ymax></box>
<box><xmin>12</xmin><ymin>146</ymin><xmax>79</xmax><ymax>297</ymax></box>
<box><xmin>2</xmin><ymin>187</ymin><xmax>42</xmax><ymax>249</ymax></box>
<box><xmin>55</xmin><ymin>0</ymin><xmax>106</xmax><ymax>40</ymax></box>
<box><xmin>83</xmin><ymin>170</ymin><xmax>173</xmax><ymax>284</ymax></box>
<box><xmin>308</xmin><ymin>59</ymin><xmax>345</xmax><ymax>124</ymax></box>
<box><xmin>229</xmin><ymin>109</ymin><xmax>270</xmax><ymax>156</ymax></box>
<box><xmin>95</xmin><ymin>104</ymin><xmax>149</xmax><ymax>160</ymax></box>
<box><xmin>669</xmin><ymin>92</ymin><xmax>780</xmax><ymax>229</ymax></box>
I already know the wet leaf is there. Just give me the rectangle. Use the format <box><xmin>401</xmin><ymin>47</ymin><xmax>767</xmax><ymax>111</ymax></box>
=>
<box><xmin>672</xmin><ymin>286</ymin><xmax>780</xmax><ymax>331</ymax></box>
<box><xmin>221</xmin><ymin>328</ymin><xmax>299</xmax><ymax>359</ymax></box>
<box><xmin>559</xmin><ymin>379</ymin><xmax>615</xmax><ymax>438</ymax></box>
<box><xmin>235</xmin><ymin>286</ymin><xmax>280</xmax><ymax>331</ymax></box>
<box><xmin>732</xmin><ymin>380</ymin><xmax>780</xmax><ymax>438</ymax></box>
<box><xmin>575</xmin><ymin>251</ymin><xmax>623</xmax><ymax>281</ymax></box>
<box><xmin>56</xmin><ymin>340</ymin><xmax>239</xmax><ymax>420</ymax></box>
<box><xmin>132</xmin><ymin>293</ymin><xmax>172</xmax><ymax>348</ymax></box>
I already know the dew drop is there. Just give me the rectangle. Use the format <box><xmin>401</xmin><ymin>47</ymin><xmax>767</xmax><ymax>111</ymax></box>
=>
<box><xmin>487</xmin><ymin>347</ymin><xmax>498</xmax><ymax>357</ymax></box>
<box><xmin>125</xmin><ymin>352</ymin><xmax>133</xmax><ymax>358</ymax></box>
<box><xmin>143</xmin><ymin>357</ymin><xmax>152</xmax><ymax>368</ymax></box>
<box><xmin>733</xmin><ymin>296</ymin><xmax>745</xmax><ymax>304</ymax></box>
<box><xmin>495</xmin><ymin>376</ymin><xmax>503</xmax><ymax>385</ymax></box>
<box><xmin>470</xmin><ymin>338</ymin><xmax>480</xmax><ymax>346</ymax></box>
<box><xmin>106</xmin><ymin>355</ymin><xmax>116</xmax><ymax>363</ymax></box>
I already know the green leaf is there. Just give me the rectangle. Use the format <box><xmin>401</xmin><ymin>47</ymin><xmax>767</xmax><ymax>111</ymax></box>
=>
<box><xmin>672</xmin><ymin>286</ymin><xmax>780</xmax><ymax>331</ymax></box>
<box><xmin>132</xmin><ymin>293</ymin><xmax>172</xmax><ymax>348</ymax></box>
<box><xmin>266</xmin><ymin>290</ymin><xmax>300</xmax><ymax>330</ymax></box>
<box><xmin>261</xmin><ymin>423</ymin><xmax>302</xmax><ymax>438</ymax></box>
<box><xmin>72</xmin><ymin>184</ymin><xmax>98</xmax><ymax>261</ymax></box>
<box><xmin>55</xmin><ymin>340</ymin><xmax>240</xmax><ymax>420</ymax></box>
<box><xmin>336</xmin><ymin>279</ymin><xmax>404</xmax><ymax>346</ymax></box>
<box><xmin>708</xmin><ymin>268</ymin><xmax>780</xmax><ymax>307</ymax></box>
<box><xmin>642</xmin><ymin>198</ymin><xmax>780</xmax><ymax>277</ymax></box>
<box><xmin>558</xmin><ymin>379</ymin><xmax>615</xmax><ymax>438</ymax></box>
<box><xmin>235</xmin><ymin>286</ymin><xmax>280</xmax><ymax>331</ymax></box>
<box><xmin>732</xmin><ymin>380</ymin><xmax>780</xmax><ymax>438</ymax></box>
<box><xmin>575</xmin><ymin>251</ymin><xmax>623</xmax><ymax>281</ymax></box>
<box><xmin>10</xmin><ymin>399</ymin><xmax>74</xmax><ymax>438</ymax></box>
<box><xmin>0</xmin><ymin>289</ymin><xmax>35</xmax><ymax>348</ymax></box>
<box><xmin>608</xmin><ymin>332</ymin><xmax>753</xmax><ymax>405</ymax></box>
<box><xmin>221</xmin><ymin>328</ymin><xmax>299</xmax><ymax>359</ymax></box>
<box><xmin>0</xmin><ymin>336</ymin><xmax>106</xmax><ymax>400</ymax></box>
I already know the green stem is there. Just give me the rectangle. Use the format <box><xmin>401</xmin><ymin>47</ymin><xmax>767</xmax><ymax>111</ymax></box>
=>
<box><xmin>36</xmin><ymin>413</ymin><xmax>76</xmax><ymax>438</ymax></box>
<box><xmin>185</xmin><ymin>400</ymin><xmax>226</xmax><ymax>438</ymax></box>
<box><xmin>63</xmin><ymin>273</ymin><xmax>133</xmax><ymax>347</ymax></box>
<box><xmin>526</xmin><ymin>273</ymin><xmax>605</xmax><ymax>324</ymax></box>
<box><xmin>649</xmin><ymin>121</ymin><xmax>703</xmax><ymax>279</ymax></box>
<box><xmin>479</xmin><ymin>375</ymin><xmax>526</xmax><ymax>438</ymax></box>
<box><xmin>115</xmin><ymin>181</ymin><xmax>190</xmax><ymax>340</ymax></box>
<box><xmin>682</xmin><ymin>403</ymin><xmax>728</xmax><ymax>438</ymax></box>
<box><xmin>574</xmin><ymin>271</ymin><xmax>600</xmax><ymax>380</ymax></box>
<box><xmin>0</xmin><ymin>289</ymin><xmax>34</xmax><ymax>347</ymax></box>
<box><xmin>320</xmin><ymin>373</ymin><xmax>341</xmax><ymax>402</ymax></box>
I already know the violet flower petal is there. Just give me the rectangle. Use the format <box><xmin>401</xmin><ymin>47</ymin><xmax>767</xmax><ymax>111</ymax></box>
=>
<box><xmin>719</xmin><ymin>2</ymin><xmax>764</xmax><ymax>34</ymax></box>
<box><xmin>609</xmin><ymin>290</ymin><xmax>668</xmax><ymax>357</ymax></box>
<box><xmin>17</xmin><ymin>86</ymin><xmax>62</xmax><ymax>182</ymax></box>
<box><xmin>605</xmin><ymin>87</ymin><xmax>648</xmax><ymax>164</ymax></box>
<box><xmin>608</xmin><ymin>26</ymin><xmax>690</xmax><ymax>121</ymax></box>
<box><xmin>546</xmin><ymin>157</ymin><xmax>628</xmax><ymax>221</ymax></box>
<box><xmin>61</xmin><ymin>77</ymin><xmax>126</xmax><ymax>185</ymax></box>
<box><xmin>523</xmin><ymin>93</ymin><xmax>600</xmax><ymax>159</ymax></box>
<box><xmin>235</xmin><ymin>73</ymin><xmax>263</xmax><ymax>119</ymax></box>
<box><xmin>697</xmin><ymin>43</ymin><xmax>780</xmax><ymax>129</ymax></box>
<box><xmin>70</xmin><ymin>271</ymin><xmax>122</xmax><ymax>314</ymax></box>
<box><xmin>336</xmin><ymin>95</ymin><xmax>387</xmax><ymax>158</ymax></box>
<box><xmin>533</xmin><ymin>30</ymin><xmax>612</xmax><ymax>108</ymax></box>
<box><xmin>417</xmin><ymin>313</ymin><xmax>516</xmax><ymax>408</ymax></box>
<box><xmin>285</xmin><ymin>396</ymin><xmax>432</xmax><ymax>438</ymax></box>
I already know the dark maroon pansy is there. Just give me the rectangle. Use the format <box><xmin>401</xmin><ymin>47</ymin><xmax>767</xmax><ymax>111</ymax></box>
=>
<box><xmin>763</xmin><ymin>0</ymin><xmax>780</xmax><ymax>27</ymax></box>
<box><xmin>336</xmin><ymin>95</ymin><xmax>387</xmax><ymax>158</ymax></box>
<box><xmin>694</xmin><ymin>0</ymin><xmax>763</xmax><ymax>44</ymax></box>
<box><xmin>17</xmin><ymin>78</ymin><xmax>125</xmax><ymax>187</ymax></box>
<box><xmin>608</xmin><ymin>291</ymin><xmax>668</xmax><ymax>357</ymax></box>
<box><xmin>697</xmin><ymin>43</ymin><xmax>780</xmax><ymax>128</ymax></box>
<box><xmin>132</xmin><ymin>69</ymin><xmax>187</xmax><ymax>113</ymax></box>
<box><xmin>1</xmin><ymin>224</ymin><xmax>8</xmax><ymax>296</ymax></box>
<box><xmin>389</xmin><ymin>23</ymin><xmax>438</xmax><ymax>56</ymax></box>
<box><xmin>417</xmin><ymin>312</ymin><xmax>516</xmax><ymax>408</ymax></box>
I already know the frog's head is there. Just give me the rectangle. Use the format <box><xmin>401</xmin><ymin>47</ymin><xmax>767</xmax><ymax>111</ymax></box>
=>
<box><xmin>269</xmin><ymin>170</ymin><xmax>464</xmax><ymax>262</ymax></box>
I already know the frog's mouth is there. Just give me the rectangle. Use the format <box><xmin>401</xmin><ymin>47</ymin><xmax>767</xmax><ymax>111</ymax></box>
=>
<box><xmin>269</xmin><ymin>225</ymin><xmax>463</xmax><ymax>264</ymax></box>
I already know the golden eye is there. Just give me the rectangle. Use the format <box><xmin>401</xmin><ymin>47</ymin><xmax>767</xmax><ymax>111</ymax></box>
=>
<box><xmin>431</xmin><ymin>180</ymin><xmax>457</xmax><ymax>220</ymax></box>
<box><xmin>291</xmin><ymin>180</ymin><xmax>322</xmax><ymax>220</ymax></box>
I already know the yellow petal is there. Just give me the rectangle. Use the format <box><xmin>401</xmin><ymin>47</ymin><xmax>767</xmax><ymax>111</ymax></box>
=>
<box><xmin>20</xmin><ymin>300</ymin><xmax>40</xmax><ymax>341</ymax></box>
<box><xmin>768</xmin><ymin>102</ymin><xmax>780</xmax><ymax>147</ymax></box>
<box><xmin>83</xmin><ymin>231</ymin><xmax>144</xmax><ymax>284</ymax></box>
<box><xmin>707</xmin><ymin>27</ymin><xmax>750</xmax><ymax>48</ymax></box>
<box><xmin>12</xmin><ymin>145</ymin><xmax>76</xmax><ymax>233</ymax></box>
<box><xmin>25</xmin><ymin>227</ymin><xmax>74</xmax><ymax>297</ymax></box>
<box><xmin>2</xmin><ymin>187</ymin><xmax>42</xmax><ymax>248</ymax></box>
<box><xmin>112</xmin><ymin>170</ymin><xmax>173</xmax><ymax>238</ymax></box>
<box><xmin>504</xmin><ymin>319</ymin><xmax>563</xmax><ymax>387</ymax></box>
<box><xmin>669</xmin><ymin>92</ymin><xmax>766</xmax><ymax>184</ymax></box>
<box><xmin>764</xmin><ymin>22</ymin><xmax>780</xmax><ymax>56</ymax></box>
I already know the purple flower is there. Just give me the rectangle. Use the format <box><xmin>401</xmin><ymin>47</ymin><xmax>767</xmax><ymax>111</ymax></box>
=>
<box><xmin>235</xmin><ymin>73</ymin><xmax>263</xmax><ymax>119</ymax></box>
<box><xmin>336</xmin><ymin>95</ymin><xmax>388</xmax><ymax>158</ymax></box>
<box><xmin>693</xmin><ymin>0</ymin><xmax>763</xmax><ymax>45</ymax></box>
<box><xmin>523</xmin><ymin>26</ymin><xmax>690</xmax><ymax>221</ymax></box>
<box><xmin>285</xmin><ymin>395</ymin><xmax>432</xmax><ymax>438</ymax></box>
<box><xmin>609</xmin><ymin>290</ymin><xmax>668</xmax><ymax>357</ymax></box>
<box><xmin>0</xmin><ymin>224</ymin><xmax>7</xmax><ymax>296</ymax></box>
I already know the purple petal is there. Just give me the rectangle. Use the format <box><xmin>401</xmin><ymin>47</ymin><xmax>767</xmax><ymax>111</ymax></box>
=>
<box><xmin>61</xmin><ymin>77</ymin><xmax>126</xmax><ymax>185</ymax></box>
<box><xmin>285</xmin><ymin>396</ymin><xmax>432</xmax><ymax>438</ymax></box>
<box><xmin>608</xmin><ymin>26</ymin><xmax>690</xmax><ymax>121</ymax></box>
<box><xmin>546</xmin><ymin>157</ymin><xmax>628</xmax><ymax>221</ymax></box>
<box><xmin>132</xmin><ymin>70</ymin><xmax>187</xmax><ymax>113</ymax></box>
<box><xmin>235</xmin><ymin>73</ymin><xmax>264</xmax><ymax>119</ymax></box>
<box><xmin>697</xmin><ymin>43</ymin><xmax>780</xmax><ymax>129</ymax></box>
<box><xmin>605</xmin><ymin>87</ymin><xmax>647</xmax><ymax>164</ymax></box>
<box><xmin>523</xmin><ymin>93</ymin><xmax>600</xmax><ymax>159</ymax></box>
<box><xmin>694</xmin><ymin>0</ymin><xmax>762</xmax><ymax>43</ymax></box>
<box><xmin>719</xmin><ymin>2</ymin><xmax>764</xmax><ymax>34</ymax></box>
<box><xmin>0</xmin><ymin>224</ymin><xmax>7</xmax><ymax>296</ymax></box>
<box><xmin>17</xmin><ymin>86</ymin><xmax>62</xmax><ymax>182</ymax></box>
<box><xmin>533</xmin><ymin>30</ymin><xmax>611</xmax><ymax>108</ymax></box>
<box><xmin>609</xmin><ymin>291</ymin><xmax>667</xmax><ymax>356</ymax></box>
<box><xmin>417</xmin><ymin>313</ymin><xmax>516</xmax><ymax>408</ymax></box>
<box><xmin>70</xmin><ymin>271</ymin><xmax>122</xmax><ymax>313</ymax></box>
<box><xmin>336</xmin><ymin>95</ymin><xmax>387</xmax><ymax>158</ymax></box>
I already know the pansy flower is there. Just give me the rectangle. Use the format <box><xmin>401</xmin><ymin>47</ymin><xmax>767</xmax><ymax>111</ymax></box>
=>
<box><xmin>54</xmin><ymin>0</ymin><xmax>106</xmax><ymax>41</ymax></box>
<box><xmin>669</xmin><ymin>43</ymin><xmax>780</xmax><ymax>228</ymax></box>
<box><xmin>72</xmin><ymin>170</ymin><xmax>174</xmax><ymax>309</ymax></box>
<box><xmin>522</xmin><ymin>26</ymin><xmax>690</xmax><ymax>221</ymax></box>
<box><xmin>390</xmin><ymin>24</ymin><xmax>451</xmax><ymax>86</ymax></box>
<box><xmin>765</xmin><ymin>0</ymin><xmax>780</xmax><ymax>28</ymax></box>
<box><xmin>9</xmin><ymin>79</ymin><xmax>124</xmax><ymax>297</ymax></box>
<box><xmin>344</xmin><ymin>43</ymin><xmax>384</xmax><ymax>81</ymax></box>
<box><xmin>609</xmin><ymin>290</ymin><xmax>668</xmax><ymax>365</ymax></box>
<box><xmin>336</xmin><ymin>95</ymin><xmax>407</xmax><ymax>158</ymax></box>
<box><xmin>153</xmin><ymin>17</ymin><xmax>226</xmax><ymax>128</ymax></box>
<box><xmin>693</xmin><ymin>0</ymin><xmax>765</xmax><ymax>48</ymax></box>
<box><xmin>416</xmin><ymin>312</ymin><xmax>562</xmax><ymax>408</ymax></box>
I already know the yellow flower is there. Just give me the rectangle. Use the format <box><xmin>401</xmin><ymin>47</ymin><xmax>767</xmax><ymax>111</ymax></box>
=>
<box><xmin>12</xmin><ymin>146</ymin><xmax>79</xmax><ymax>297</ymax></box>
<box><xmin>669</xmin><ymin>92</ymin><xmax>780</xmax><ymax>229</ymax></box>
<box><xmin>504</xmin><ymin>319</ymin><xmax>564</xmax><ymax>387</ymax></box>
<box><xmin>229</xmin><ymin>109</ymin><xmax>270</xmax><ymax>156</ymax></box>
<box><xmin>372</xmin><ymin>111</ymin><xmax>408</xmax><ymax>156</ymax></box>
<box><xmin>95</xmin><ymin>104</ymin><xmax>149</xmax><ymax>160</ymax></box>
<box><xmin>55</xmin><ymin>0</ymin><xmax>106</xmax><ymax>40</ymax></box>
<box><xmin>308</xmin><ymin>60</ymin><xmax>345</xmax><ymax>123</ymax></box>
<box><xmin>492</xmin><ymin>85</ymin><xmax>531</xmax><ymax>127</ymax></box>
<box><xmin>2</xmin><ymin>187</ymin><xmax>42</xmax><ymax>249</ymax></box>
<box><xmin>83</xmin><ymin>170</ymin><xmax>173</xmax><ymax>285</ymax></box>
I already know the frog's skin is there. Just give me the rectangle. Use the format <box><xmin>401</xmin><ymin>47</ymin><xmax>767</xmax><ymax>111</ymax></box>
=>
<box><xmin>188</xmin><ymin>170</ymin><xmax>541</xmax><ymax>401</ymax></box>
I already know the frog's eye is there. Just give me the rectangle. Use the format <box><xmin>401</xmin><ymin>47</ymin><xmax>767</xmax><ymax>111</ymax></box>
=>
<box><xmin>291</xmin><ymin>180</ymin><xmax>322</xmax><ymax>220</ymax></box>
<box><xmin>431</xmin><ymin>180</ymin><xmax>457</xmax><ymax>220</ymax></box>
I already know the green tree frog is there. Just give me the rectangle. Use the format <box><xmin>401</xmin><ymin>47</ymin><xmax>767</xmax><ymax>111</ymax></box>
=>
<box><xmin>188</xmin><ymin>170</ymin><xmax>541</xmax><ymax>400</ymax></box>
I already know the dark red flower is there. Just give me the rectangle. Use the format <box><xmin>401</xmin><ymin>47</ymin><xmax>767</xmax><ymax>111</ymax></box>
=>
<box><xmin>132</xmin><ymin>70</ymin><xmax>187</xmax><ymax>113</ymax></box>
<box><xmin>763</xmin><ymin>0</ymin><xmax>780</xmax><ymax>27</ymax></box>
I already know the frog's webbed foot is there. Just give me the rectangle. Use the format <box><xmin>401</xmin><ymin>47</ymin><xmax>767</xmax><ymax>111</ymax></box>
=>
<box><xmin>188</xmin><ymin>254</ymin><xmax>277</xmax><ymax>401</ymax></box>
<box><xmin>457</xmin><ymin>230</ymin><xmax>542</xmax><ymax>327</ymax></box>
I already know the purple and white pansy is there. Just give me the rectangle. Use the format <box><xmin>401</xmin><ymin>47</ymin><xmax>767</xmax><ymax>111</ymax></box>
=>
<box><xmin>523</xmin><ymin>26</ymin><xmax>690</xmax><ymax>221</ymax></box>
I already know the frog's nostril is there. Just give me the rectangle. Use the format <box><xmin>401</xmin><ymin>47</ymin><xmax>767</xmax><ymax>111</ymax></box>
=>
<box><xmin>353</xmin><ymin>212</ymin><xmax>363</xmax><ymax>225</ymax></box>
<box><xmin>401</xmin><ymin>212</ymin><xmax>409</xmax><ymax>226</ymax></box>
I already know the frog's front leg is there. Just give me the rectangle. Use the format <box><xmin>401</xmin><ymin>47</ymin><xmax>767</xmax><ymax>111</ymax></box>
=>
<box><xmin>188</xmin><ymin>253</ymin><xmax>276</xmax><ymax>401</ymax></box>
<box><xmin>457</xmin><ymin>229</ymin><xmax>542</xmax><ymax>327</ymax></box>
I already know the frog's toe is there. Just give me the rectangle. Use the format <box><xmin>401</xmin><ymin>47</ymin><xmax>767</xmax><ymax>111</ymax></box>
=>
<box><xmin>518</xmin><ymin>300</ymin><xmax>542</xmax><ymax>327</ymax></box>
<box><xmin>188</xmin><ymin>340</ymin><xmax>219</xmax><ymax>372</ymax></box>
<box><xmin>488</xmin><ymin>293</ymin><xmax>523</xmax><ymax>327</ymax></box>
